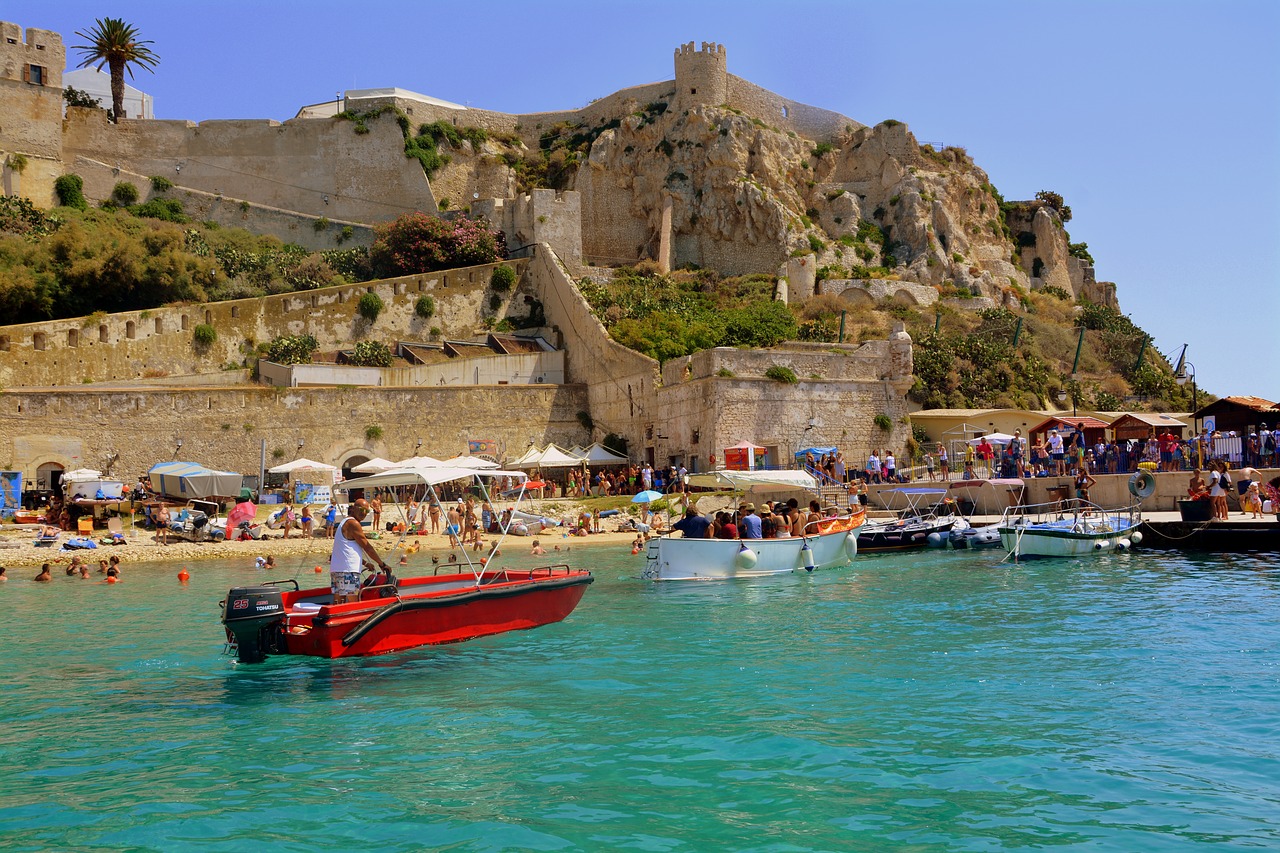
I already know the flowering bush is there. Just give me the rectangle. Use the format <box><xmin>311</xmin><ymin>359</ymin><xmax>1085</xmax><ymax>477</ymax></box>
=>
<box><xmin>369</xmin><ymin>213</ymin><xmax>505</xmax><ymax>278</ymax></box>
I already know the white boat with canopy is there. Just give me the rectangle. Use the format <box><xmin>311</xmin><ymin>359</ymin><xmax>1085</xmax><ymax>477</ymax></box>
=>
<box><xmin>642</xmin><ymin>469</ymin><xmax>865</xmax><ymax>581</ymax></box>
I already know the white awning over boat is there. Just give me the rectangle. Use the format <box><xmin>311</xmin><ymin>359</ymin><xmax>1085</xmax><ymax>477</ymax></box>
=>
<box><xmin>336</xmin><ymin>466</ymin><xmax>527</xmax><ymax>490</ymax></box>
<box><xmin>686</xmin><ymin>469</ymin><xmax>818</xmax><ymax>491</ymax></box>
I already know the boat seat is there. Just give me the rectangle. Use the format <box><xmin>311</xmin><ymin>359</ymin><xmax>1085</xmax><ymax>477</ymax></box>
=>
<box><xmin>290</xmin><ymin>601</ymin><xmax>323</xmax><ymax>614</ymax></box>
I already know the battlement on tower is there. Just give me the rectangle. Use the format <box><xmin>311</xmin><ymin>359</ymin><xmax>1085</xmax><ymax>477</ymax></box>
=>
<box><xmin>0</xmin><ymin>22</ymin><xmax>64</xmax><ymax>89</ymax></box>
<box><xmin>673</xmin><ymin>40</ymin><xmax>728</xmax><ymax>110</ymax></box>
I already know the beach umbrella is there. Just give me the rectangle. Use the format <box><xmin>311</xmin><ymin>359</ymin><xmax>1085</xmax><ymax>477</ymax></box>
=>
<box><xmin>226</xmin><ymin>500</ymin><xmax>257</xmax><ymax>528</ymax></box>
<box><xmin>632</xmin><ymin>490</ymin><xmax>663</xmax><ymax>504</ymax></box>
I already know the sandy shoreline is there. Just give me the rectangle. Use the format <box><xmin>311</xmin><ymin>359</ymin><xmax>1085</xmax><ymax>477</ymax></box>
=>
<box><xmin>0</xmin><ymin>500</ymin><xmax>648</xmax><ymax>571</ymax></box>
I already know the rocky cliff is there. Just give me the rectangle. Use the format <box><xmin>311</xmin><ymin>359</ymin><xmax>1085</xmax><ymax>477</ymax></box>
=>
<box><xmin>427</xmin><ymin>102</ymin><xmax>1114</xmax><ymax>311</ymax></box>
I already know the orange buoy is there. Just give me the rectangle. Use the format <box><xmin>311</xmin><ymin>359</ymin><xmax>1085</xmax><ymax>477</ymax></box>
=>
<box><xmin>178</xmin><ymin>568</ymin><xmax>190</xmax><ymax>582</ymax></box>
<box><xmin>631</xmin><ymin>547</ymin><xmax>640</xmax><ymax>555</ymax></box>
<box><xmin>314</xmin><ymin>565</ymin><xmax>323</xmax><ymax>573</ymax></box>
<box><xmin>480</xmin><ymin>557</ymin><xmax>488</xmax><ymax>565</ymax></box>
<box><xmin>106</xmin><ymin>576</ymin><xmax>118</xmax><ymax>584</ymax></box>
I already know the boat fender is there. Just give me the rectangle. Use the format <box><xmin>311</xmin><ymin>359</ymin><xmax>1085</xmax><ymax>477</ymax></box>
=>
<box><xmin>1129</xmin><ymin>530</ymin><xmax>1143</xmax><ymax>545</ymax></box>
<box><xmin>1094</xmin><ymin>540</ymin><xmax>1109</xmax><ymax>550</ymax></box>
<box><xmin>1115</xmin><ymin>538</ymin><xmax>1130</xmax><ymax>550</ymax></box>
<box><xmin>926</xmin><ymin>532</ymin><xmax>945</xmax><ymax>548</ymax></box>
<box><xmin>799</xmin><ymin>543</ymin><xmax>815</xmax><ymax>572</ymax></box>
<box><xmin>736</xmin><ymin>543</ymin><xmax>758</xmax><ymax>570</ymax></box>
<box><xmin>844</xmin><ymin>532</ymin><xmax>858</xmax><ymax>559</ymax></box>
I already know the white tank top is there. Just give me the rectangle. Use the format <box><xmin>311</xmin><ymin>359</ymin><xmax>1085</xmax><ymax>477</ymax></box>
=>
<box><xmin>330</xmin><ymin>516</ymin><xmax>364</xmax><ymax>573</ymax></box>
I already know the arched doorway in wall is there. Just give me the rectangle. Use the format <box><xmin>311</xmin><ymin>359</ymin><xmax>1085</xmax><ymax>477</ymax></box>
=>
<box><xmin>338</xmin><ymin>452</ymin><xmax>370</xmax><ymax>482</ymax></box>
<box><xmin>35</xmin><ymin>461</ymin><xmax>65</xmax><ymax>492</ymax></box>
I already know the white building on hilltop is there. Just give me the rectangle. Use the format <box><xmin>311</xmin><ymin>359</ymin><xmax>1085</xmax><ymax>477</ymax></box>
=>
<box><xmin>62</xmin><ymin>67</ymin><xmax>154</xmax><ymax>119</ymax></box>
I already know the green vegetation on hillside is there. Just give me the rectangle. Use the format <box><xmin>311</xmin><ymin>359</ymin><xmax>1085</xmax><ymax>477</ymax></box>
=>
<box><xmin>0</xmin><ymin>203</ymin><xmax>368</xmax><ymax>320</ymax></box>
<box><xmin>578</xmin><ymin>264</ymin><xmax>796</xmax><ymax>362</ymax></box>
<box><xmin>583</xmin><ymin>263</ymin><xmax>1199</xmax><ymax>411</ymax></box>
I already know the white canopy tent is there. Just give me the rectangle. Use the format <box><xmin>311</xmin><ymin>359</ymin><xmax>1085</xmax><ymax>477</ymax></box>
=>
<box><xmin>509</xmin><ymin>446</ymin><xmax>544</xmax><ymax>467</ymax></box>
<box><xmin>391</xmin><ymin>455</ymin><xmax>445</xmax><ymax>468</ymax></box>
<box><xmin>267</xmin><ymin>458</ymin><xmax>338</xmax><ymax>475</ymax></box>
<box><xmin>965</xmin><ymin>432</ymin><xmax>1018</xmax><ymax>445</ymax></box>
<box><xmin>578</xmin><ymin>442</ymin><xmax>629</xmax><ymax>465</ymax></box>
<box><xmin>441</xmin><ymin>455</ymin><xmax>500</xmax><ymax>469</ymax></box>
<box><xmin>527</xmin><ymin>445</ymin><xmax>583</xmax><ymax>469</ymax></box>
<box><xmin>350</xmin><ymin>457</ymin><xmax>397</xmax><ymax>474</ymax></box>
<box><xmin>337</xmin><ymin>466</ymin><xmax>527</xmax><ymax>491</ymax></box>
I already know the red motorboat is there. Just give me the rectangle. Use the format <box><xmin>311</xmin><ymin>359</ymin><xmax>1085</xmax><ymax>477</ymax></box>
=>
<box><xmin>222</xmin><ymin>565</ymin><xmax>592</xmax><ymax>662</ymax></box>
<box><xmin>220</xmin><ymin>463</ymin><xmax>593</xmax><ymax>663</ymax></box>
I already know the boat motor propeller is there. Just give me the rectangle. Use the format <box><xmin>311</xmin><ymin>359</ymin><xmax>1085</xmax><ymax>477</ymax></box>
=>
<box><xmin>221</xmin><ymin>584</ymin><xmax>287</xmax><ymax>663</ymax></box>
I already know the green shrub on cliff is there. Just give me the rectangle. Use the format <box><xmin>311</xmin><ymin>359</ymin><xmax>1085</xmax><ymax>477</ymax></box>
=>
<box><xmin>349</xmin><ymin>340</ymin><xmax>392</xmax><ymax>367</ymax></box>
<box><xmin>54</xmin><ymin>174</ymin><xmax>88</xmax><ymax>210</ymax></box>
<box><xmin>264</xmin><ymin>334</ymin><xmax>317</xmax><ymax>365</ymax></box>
<box><xmin>369</xmin><ymin>213</ymin><xmax>504</xmax><ymax>278</ymax></box>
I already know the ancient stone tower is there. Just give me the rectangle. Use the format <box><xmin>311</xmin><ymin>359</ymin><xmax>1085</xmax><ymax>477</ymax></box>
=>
<box><xmin>673</xmin><ymin>41</ymin><xmax>728</xmax><ymax>111</ymax></box>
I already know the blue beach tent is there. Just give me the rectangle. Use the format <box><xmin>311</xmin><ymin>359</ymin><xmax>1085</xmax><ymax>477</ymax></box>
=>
<box><xmin>794</xmin><ymin>446</ymin><xmax>838</xmax><ymax>460</ymax></box>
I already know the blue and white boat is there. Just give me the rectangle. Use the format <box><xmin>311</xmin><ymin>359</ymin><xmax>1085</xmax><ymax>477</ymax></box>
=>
<box><xmin>999</xmin><ymin>500</ymin><xmax>1143</xmax><ymax>559</ymax></box>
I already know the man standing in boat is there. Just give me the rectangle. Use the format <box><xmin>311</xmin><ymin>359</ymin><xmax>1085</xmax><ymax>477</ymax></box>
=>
<box><xmin>331</xmin><ymin>499</ymin><xmax>389</xmax><ymax>605</ymax></box>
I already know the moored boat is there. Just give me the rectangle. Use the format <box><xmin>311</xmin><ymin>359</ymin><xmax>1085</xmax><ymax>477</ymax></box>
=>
<box><xmin>999</xmin><ymin>500</ymin><xmax>1143</xmax><ymax>559</ymax></box>
<box><xmin>219</xmin><ymin>464</ymin><xmax>593</xmax><ymax>662</ymax></box>
<box><xmin>857</xmin><ymin>488</ymin><xmax>957</xmax><ymax>553</ymax></box>
<box><xmin>641</xmin><ymin>469</ymin><xmax>865</xmax><ymax>581</ymax></box>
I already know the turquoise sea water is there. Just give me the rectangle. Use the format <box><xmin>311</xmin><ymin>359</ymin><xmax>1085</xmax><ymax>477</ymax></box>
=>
<box><xmin>2</xmin><ymin>547</ymin><xmax>1279</xmax><ymax>851</ymax></box>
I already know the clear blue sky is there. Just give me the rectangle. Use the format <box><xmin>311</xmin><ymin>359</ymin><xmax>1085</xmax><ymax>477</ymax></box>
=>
<box><xmin>37</xmin><ymin>0</ymin><xmax>1280</xmax><ymax>403</ymax></box>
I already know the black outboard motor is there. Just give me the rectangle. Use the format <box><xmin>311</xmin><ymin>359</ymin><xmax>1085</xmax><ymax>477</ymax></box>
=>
<box><xmin>222</xmin><ymin>585</ymin><xmax>286</xmax><ymax>663</ymax></box>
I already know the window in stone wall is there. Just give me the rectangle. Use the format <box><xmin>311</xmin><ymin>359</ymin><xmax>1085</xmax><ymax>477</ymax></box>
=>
<box><xmin>99</xmin><ymin>324</ymin><xmax>109</xmax><ymax>343</ymax></box>
<box><xmin>67</xmin><ymin>329</ymin><xmax>78</xmax><ymax>348</ymax></box>
<box><xmin>33</xmin><ymin>332</ymin><xmax>45</xmax><ymax>351</ymax></box>
<box><xmin>231</xmin><ymin>306</ymin><xmax>239</xmax><ymax>318</ymax></box>
<box><xmin>692</xmin><ymin>429</ymin><xmax>700</xmax><ymax>445</ymax></box>
<box><xmin>781</xmin><ymin>106</ymin><xmax>788</xmax><ymax>118</ymax></box>
<box><xmin>181</xmin><ymin>315</ymin><xmax>189</xmax><ymax>331</ymax></box>
<box><xmin>27</xmin><ymin>65</ymin><xmax>46</xmax><ymax>85</ymax></box>
<box><xmin>0</xmin><ymin>335</ymin><xmax>9</xmax><ymax>351</ymax></box>
<box><xmin>205</xmin><ymin>310</ymin><xmax>212</xmax><ymax>324</ymax></box>
<box><xmin>126</xmin><ymin>321</ymin><xmax>136</xmax><ymax>339</ymax></box>
<box><xmin>154</xmin><ymin>317</ymin><xmax>163</xmax><ymax>334</ymax></box>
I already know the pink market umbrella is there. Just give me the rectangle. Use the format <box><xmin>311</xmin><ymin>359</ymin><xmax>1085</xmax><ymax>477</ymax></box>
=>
<box><xmin>226</xmin><ymin>500</ymin><xmax>258</xmax><ymax>528</ymax></box>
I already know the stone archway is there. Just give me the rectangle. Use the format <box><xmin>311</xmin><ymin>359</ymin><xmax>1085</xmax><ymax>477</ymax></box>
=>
<box><xmin>34</xmin><ymin>460</ymin><xmax>65</xmax><ymax>492</ymax></box>
<box><xmin>891</xmin><ymin>288</ymin><xmax>919</xmax><ymax>307</ymax></box>
<box><xmin>337</xmin><ymin>450</ymin><xmax>371</xmax><ymax>481</ymax></box>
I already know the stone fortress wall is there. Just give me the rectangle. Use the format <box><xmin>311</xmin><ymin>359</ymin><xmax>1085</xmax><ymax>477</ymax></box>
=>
<box><xmin>0</xmin><ymin>259</ymin><xmax>530</xmax><ymax>388</ymax></box>
<box><xmin>0</xmin><ymin>22</ymin><xmax>65</xmax><ymax>205</ymax></box>
<box><xmin>66</xmin><ymin>155</ymin><xmax>374</xmax><ymax>252</ymax></box>
<box><xmin>2</xmin><ymin>241</ymin><xmax>915</xmax><ymax>480</ymax></box>
<box><xmin>0</xmin><ymin>383</ymin><xmax>591</xmax><ymax>486</ymax></box>
<box><xmin>60</xmin><ymin>108</ymin><xmax>438</xmax><ymax>225</ymax></box>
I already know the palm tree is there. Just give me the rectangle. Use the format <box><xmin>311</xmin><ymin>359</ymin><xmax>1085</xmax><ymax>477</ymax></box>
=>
<box><xmin>71</xmin><ymin>18</ymin><xmax>160</xmax><ymax>123</ymax></box>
